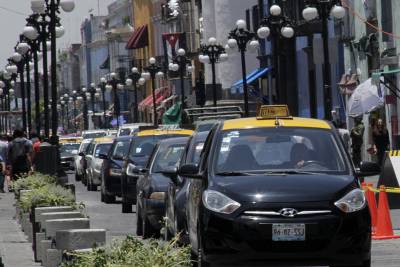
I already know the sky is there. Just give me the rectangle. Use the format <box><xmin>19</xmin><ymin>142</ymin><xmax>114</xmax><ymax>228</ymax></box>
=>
<box><xmin>0</xmin><ymin>0</ymin><xmax>115</xmax><ymax>67</ymax></box>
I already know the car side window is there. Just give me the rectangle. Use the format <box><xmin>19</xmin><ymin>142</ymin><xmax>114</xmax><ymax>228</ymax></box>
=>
<box><xmin>198</xmin><ymin>127</ymin><xmax>217</xmax><ymax>172</ymax></box>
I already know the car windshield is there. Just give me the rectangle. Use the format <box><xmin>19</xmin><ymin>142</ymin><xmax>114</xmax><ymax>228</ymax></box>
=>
<box><xmin>214</xmin><ymin>127</ymin><xmax>349</xmax><ymax>175</ymax></box>
<box><xmin>83</xmin><ymin>132</ymin><xmax>106</xmax><ymax>139</ymax></box>
<box><xmin>112</xmin><ymin>140</ymin><xmax>131</xmax><ymax>160</ymax></box>
<box><xmin>129</xmin><ymin>135</ymin><xmax>184</xmax><ymax>167</ymax></box>
<box><xmin>95</xmin><ymin>143</ymin><xmax>112</xmax><ymax>157</ymax></box>
<box><xmin>119</xmin><ymin>128</ymin><xmax>132</xmax><ymax>136</ymax></box>
<box><xmin>79</xmin><ymin>142</ymin><xmax>90</xmax><ymax>153</ymax></box>
<box><xmin>60</xmin><ymin>143</ymin><xmax>80</xmax><ymax>154</ymax></box>
<box><xmin>152</xmin><ymin>144</ymin><xmax>186</xmax><ymax>173</ymax></box>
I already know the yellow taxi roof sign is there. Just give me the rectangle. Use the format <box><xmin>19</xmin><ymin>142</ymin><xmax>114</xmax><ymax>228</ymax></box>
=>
<box><xmin>257</xmin><ymin>105</ymin><xmax>291</xmax><ymax>120</ymax></box>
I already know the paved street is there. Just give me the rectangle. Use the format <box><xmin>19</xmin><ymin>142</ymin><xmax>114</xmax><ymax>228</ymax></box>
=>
<box><xmin>1</xmin><ymin>173</ymin><xmax>400</xmax><ymax>266</ymax></box>
<box><xmin>67</xmin><ymin>172</ymin><xmax>136</xmax><ymax>244</ymax></box>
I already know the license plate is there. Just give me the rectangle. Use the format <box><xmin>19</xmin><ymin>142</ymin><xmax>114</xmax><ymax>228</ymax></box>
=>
<box><xmin>272</xmin><ymin>224</ymin><xmax>305</xmax><ymax>241</ymax></box>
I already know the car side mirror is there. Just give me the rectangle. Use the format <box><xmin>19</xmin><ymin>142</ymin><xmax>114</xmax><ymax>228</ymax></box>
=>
<box><xmin>178</xmin><ymin>164</ymin><xmax>202</xmax><ymax>179</ymax></box>
<box><xmin>356</xmin><ymin>161</ymin><xmax>381</xmax><ymax>177</ymax></box>
<box><xmin>161</xmin><ymin>166</ymin><xmax>179</xmax><ymax>184</ymax></box>
<box><xmin>139</xmin><ymin>168</ymin><xmax>149</xmax><ymax>175</ymax></box>
<box><xmin>78</xmin><ymin>152</ymin><xmax>85</xmax><ymax>157</ymax></box>
<box><xmin>98</xmin><ymin>153</ymin><xmax>108</xmax><ymax>160</ymax></box>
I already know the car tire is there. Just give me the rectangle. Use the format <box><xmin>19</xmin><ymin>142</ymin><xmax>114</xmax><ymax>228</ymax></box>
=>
<box><xmin>136</xmin><ymin>202</ymin><xmax>143</xmax><ymax>236</ymax></box>
<box><xmin>122</xmin><ymin>201</ymin><xmax>133</xmax><ymax>213</ymax></box>
<box><xmin>75</xmin><ymin>172</ymin><xmax>81</xmax><ymax>181</ymax></box>
<box><xmin>191</xmin><ymin>224</ymin><xmax>210</xmax><ymax>267</ymax></box>
<box><xmin>142</xmin><ymin>216</ymin><xmax>157</xmax><ymax>239</ymax></box>
<box><xmin>103</xmin><ymin>193</ymin><xmax>115</xmax><ymax>204</ymax></box>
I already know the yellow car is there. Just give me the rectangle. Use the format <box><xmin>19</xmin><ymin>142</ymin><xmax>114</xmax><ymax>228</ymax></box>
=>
<box><xmin>120</xmin><ymin>126</ymin><xmax>193</xmax><ymax>213</ymax></box>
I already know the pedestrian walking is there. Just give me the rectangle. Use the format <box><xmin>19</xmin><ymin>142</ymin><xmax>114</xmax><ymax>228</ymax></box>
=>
<box><xmin>0</xmin><ymin>135</ymin><xmax>8</xmax><ymax>192</ymax></box>
<box><xmin>372</xmin><ymin>118</ymin><xmax>390</xmax><ymax>166</ymax></box>
<box><xmin>8</xmin><ymin>129</ymin><xmax>33</xmax><ymax>181</ymax></box>
<box><xmin>0</xmin><ymin>154</ymin><xmax>6</xmax><ymax>193</ymax></box>
<box><xmin>350</xmin><ymin>117</ymin><xmax>365</xmax><ymax>168</ymax></box>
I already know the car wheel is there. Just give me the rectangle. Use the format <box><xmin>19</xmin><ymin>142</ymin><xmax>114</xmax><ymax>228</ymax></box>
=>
<box><xmin>122</xmin><ymin>200</ymin><xmax>133</xmax><ymax>213</ymax></box>
<box><xmin>136</xmin><ymin>195</ymin><xmax>143</xmax><ymax>236</ymax></box>
<box><xmin>163</xmin><ymin>209</ymin><xmax>173</xmax><ymax>241</ymax></box>
<box><xmin>142</xmin><ymin>203</ymin><xmax>157</xmax><ymax>239</ymax></box>
<box><xmin>75</xmin><ymin>172</ymin><xmax>81</xmax><ymax>181</ymax></box>
<box><xmin>103</xmin><ymin>193</ymin><xmax>115</xmax><ymax>204</ymax></box>
<box><xmin>191</xmin><ymin>224</ymin><xmax>210</xmax><ymax>267</ymax></box>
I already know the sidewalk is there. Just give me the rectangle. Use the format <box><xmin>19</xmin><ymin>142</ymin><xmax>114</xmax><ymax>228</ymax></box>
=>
<box><xmin>0</xmin><ymin>192</ymin><xmax>40</xmax><ymax>267</ymax></box>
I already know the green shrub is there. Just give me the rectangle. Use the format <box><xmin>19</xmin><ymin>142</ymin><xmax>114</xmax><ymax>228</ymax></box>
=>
<box><xmin>19</xmin><ymin>184</ymin><xmax>76</xmax><ymax>213</ymax></box>
<box><xmin>13</xmin><ymin>172</ymin><xmax>57</xmax><ymax>193</ymax></box>
<box><xmin>61</xmin><ymin>236</ymin><xmax>192</xmax><ymax>267</ymax></box>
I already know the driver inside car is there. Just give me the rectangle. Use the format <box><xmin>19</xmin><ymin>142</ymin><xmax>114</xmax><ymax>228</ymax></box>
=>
<box><xmin>290</xmin><ymin>143</ymin><xmax>311</xmax><ymax>168</ymax></box>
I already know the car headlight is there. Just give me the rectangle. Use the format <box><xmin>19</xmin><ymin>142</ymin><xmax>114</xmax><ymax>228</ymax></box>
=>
<box><xmin>149</xmin><ymin>192</ymin><xmax>165</xmax><ymax>200</ymax></box>
<box><xmin>202</xmin><ymin>190</ymin><xmax>241</xmax><ymax>214</ymax></box>
<box><xmin>126</xmin><ymin>163</ymin><xmax>138</xmax><ymax>176</ymax></box>
<box><xmin>334</xmin><ymin>188</ymin><xmax>366</xmax><ymax>213</ymax></box>
<box><xmin>109</xmin><ymin>168</ymin><xmax>122</xmax><ymax>177</ymax></box>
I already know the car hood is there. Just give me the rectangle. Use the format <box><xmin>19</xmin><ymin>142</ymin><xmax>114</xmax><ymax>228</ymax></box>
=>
<box><xmin>60</xmin><ymin>152</ymin><xmax>74</xmax><ymax>159</ymax></box>
<box><xmin>212</xmin><ymin>174</ymin><xmax>356</xmax><ymax>203</ymax></box>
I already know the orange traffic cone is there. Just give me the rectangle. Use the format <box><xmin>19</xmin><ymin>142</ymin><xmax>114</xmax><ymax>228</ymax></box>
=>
<box><xmin>365</xmin><ymin>183</ymin><xmax>378</xmax><ymax>233</ymax></box>
<box><xmin>373</xmin><ymin>186</ymin><xmax>400</xmax><ymax>240</ymax></box>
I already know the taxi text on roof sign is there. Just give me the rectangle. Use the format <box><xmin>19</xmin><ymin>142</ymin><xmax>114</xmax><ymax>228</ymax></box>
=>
<box><xmin>257</xmin><ymin>105</ymin><xmax>291</xmax><ymax>120</ymax></box>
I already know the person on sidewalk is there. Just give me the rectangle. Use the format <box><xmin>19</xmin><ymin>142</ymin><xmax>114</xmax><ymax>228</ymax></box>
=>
<box><xmin>0</xmin><ymin>155</ymin><xmax>6</xmax><ymax>193</ymax></box>
<box><xmin>373</xmin><ymin>119</ymin><xmax>390</xmax><ymax>166</ymax></box>
<box><xmin>0</xmin><ymin>135</ymin><xmax>8</xmax><ymax>193</ymax></box>
<box><xmin>8</xmin><ymin>129</ymin><xmax>33</xmax><ymax>181</ymax></box>
<box><xmin>350</xmin><ymin>117</ymin><xmax>365</xmax><ymax>168</ymax></box>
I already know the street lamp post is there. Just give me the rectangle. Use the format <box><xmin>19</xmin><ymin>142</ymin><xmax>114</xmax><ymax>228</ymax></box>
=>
<box><xmin>24</xmin><ymin>14</ymin><xmax>42</xmax><ymax>134</ymax></box>
<box><xmin>227</xmin><ymin>20</ymin><xmax>258</xmax><ymax>117</ymax></box>
<box><xmin>169</xmin><ymin>49</ymin><xmax>194</xmax><ymax>123</ymax></box>
<box><xmin>143</xmin><ymin>57</ymin><xmax>164</xmax><ymax>127</ymax></box>
<box><xmin>89</xmin><ymin>83</ymin><xmax>96</xmax><ymax>113</ymax></box>
<box><xmin>125</xmin><ymin>68</ymin><xmax>146</xmax><ymax>123</ymax></box>
<box><xmin>199</xmin><ymin>37</ymin><xmax>228</xmax><ymax>107</ymax></box>
<box><xmin>81</xmin><ymin>87</ymin><xmax>89</xmax><ymax>130</ymax></box>
<box><xmin>99</xmin><ymin>77</ymin><xmax>108</xmax><ymax>128</ymax></box>
<box><xmin>302</xmin><ymin>1</ymin><xmax>346</xmax><ymax>120</ymax></box>
<box><xmin>31</xmin><ymin>0</ymin><xmax>75</xmax><ymax>143</ymax></box>
<box><xmin>71</xmin><ymin>90</ymin><xmax>78</xmax><ymax>130</ymax></box>
<box><xmin>107</xmin><ymin>73</ymin><xmax>122</xmax><ymax>128</ymax></box>
<box><xmin>257</xmin><ymin>4</ymin><xmax>295</xmax><ymax>105</ymax></box>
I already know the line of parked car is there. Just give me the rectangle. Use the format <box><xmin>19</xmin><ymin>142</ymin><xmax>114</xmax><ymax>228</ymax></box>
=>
<box><xmin>58</xmin><ymin>105</ymin><xmax>379</xmax><ymax>266</ymax></box>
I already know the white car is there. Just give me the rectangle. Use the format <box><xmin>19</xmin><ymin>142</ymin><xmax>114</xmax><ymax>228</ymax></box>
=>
<box><xmin>84</xmin><ymin>137</ymin><xmax>114</xmax><ymax>191</ymax></box>
<box><xmin>74</xmin><ymin>139</ymin><xmax>92</xmax><ymax>181</ymax></box>
<box><xmin>81</xmin><ymin>130</ymin><xmax>107</xmax><ymax>139</ymax></box>
<box><xmin>117</xmin><ymin>123</ymin><xmax>151</xmax><ymax>136</ymax></box>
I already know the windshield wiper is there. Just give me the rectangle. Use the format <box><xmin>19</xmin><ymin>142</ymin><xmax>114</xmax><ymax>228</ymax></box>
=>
<box><xmin>215</xmin><ymin>171</ymin><xmax>258</xmax><ymax>176</ymax></box>
<box><xmin>262</xmin><ymin>170</ymin><xmax>319</xmax><ymax>175</ymax></box>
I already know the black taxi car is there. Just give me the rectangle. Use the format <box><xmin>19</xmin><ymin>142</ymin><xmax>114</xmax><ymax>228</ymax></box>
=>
<box><xmin>136</xmin><ymin>137</ymin><xmax>189</xmax><ymax>238</ymax></box>
<box><xmin>120</xmin><ymin>127</ymin><xmax>193</xmax><ymax>213</ymax></box>
<box><xmin>180</xmin><ymin>105</ymin><xmax>379</xmax><ymax>267</ymax></box>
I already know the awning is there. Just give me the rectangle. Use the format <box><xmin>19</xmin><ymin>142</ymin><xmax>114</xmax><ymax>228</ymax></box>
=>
<box><xmin>162</xmin><ymin>102</ymin><xmax>182</xmax><ymax>125</ymax></box>
<box><xmin>138</xmin><ymin>87</ymin><xmax>171</xmax><ymax>111</ymax></box>
<box><xmin>126</xmin><ymin>25</ymin><xmax>148</xmax><ymax>50</ymax></box>
<box><xmin>232</xmin><ymin>67</ymin><xmax>271</xmax><ymax>88</ymax></box>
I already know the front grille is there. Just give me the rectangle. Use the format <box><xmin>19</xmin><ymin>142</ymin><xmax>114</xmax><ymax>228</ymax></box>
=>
<box><xmin>243</xmin><ymin>210</ymin><xmax>332</xmax><ymax>217</ymax></box>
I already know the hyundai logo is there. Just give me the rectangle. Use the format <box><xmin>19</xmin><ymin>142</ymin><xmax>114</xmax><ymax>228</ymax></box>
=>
<box><xmin>279</xmin><ymin>208</ymin><xmax>298</xmax><ymax>218</ymax></box>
